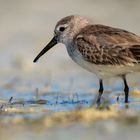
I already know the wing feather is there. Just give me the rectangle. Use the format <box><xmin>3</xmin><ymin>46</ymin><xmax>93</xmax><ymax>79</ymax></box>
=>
<box><xmin>74</xmin><ymin>24</ymin><xmax>140</xmax><ymax>65</ymax></box>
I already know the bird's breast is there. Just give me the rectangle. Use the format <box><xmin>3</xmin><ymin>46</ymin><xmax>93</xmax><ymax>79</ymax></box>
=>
<box><xmin>66</xmin><ymin>44</ymin><xmax>105</xmax><ymax>78</ymax></box>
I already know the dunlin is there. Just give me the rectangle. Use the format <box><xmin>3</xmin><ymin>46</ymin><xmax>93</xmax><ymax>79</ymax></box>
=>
<box><xmin>33</xmin><ymin>15</ymin><xmax>140</xmax><ymax>105</ymax></box>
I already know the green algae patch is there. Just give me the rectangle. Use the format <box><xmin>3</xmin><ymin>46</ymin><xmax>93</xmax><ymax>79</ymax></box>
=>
<box><xmin>43</xmin><ymin>107</ymin><xmax>118</xmax><ymax>127</ymax></box>
<box><xmin>0</xmin><ymin>106</ymin><xmax>118</xmax><ymax>126</ymax></box>
<box><xmin>0</xmin><ymin>104</ymin><xmax>140</xmax><ymax>128</ymax></box>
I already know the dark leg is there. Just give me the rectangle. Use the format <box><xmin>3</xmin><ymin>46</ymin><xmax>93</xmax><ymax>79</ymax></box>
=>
<box><xmin>97</xmin><ymin>79</ymin><xmax>104</xmax><ymax>105</ymax></box>
<box><xmin>122</xmin><ymin>75</ymin><xmax>129</xmax><ymax>103</ymax></box>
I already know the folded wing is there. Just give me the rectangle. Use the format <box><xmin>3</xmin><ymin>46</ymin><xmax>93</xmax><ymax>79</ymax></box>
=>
<box><xmin>74</xmin><ymin>24</ymin><xmax>140</xmax><ymax>65</ymax></box>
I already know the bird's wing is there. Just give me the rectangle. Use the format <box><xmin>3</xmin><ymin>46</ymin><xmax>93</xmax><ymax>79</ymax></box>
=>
<box><xmin>74</xmin><ymin>24</ymin><xmax>140</xmax><ymax>65</ymax></box>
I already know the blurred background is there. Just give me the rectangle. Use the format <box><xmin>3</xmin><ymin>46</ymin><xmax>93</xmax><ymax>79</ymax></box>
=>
<box><xmin>0</xmin><ymin>0</ymin><xmax>140</xmax><ymax>140</ymax></box>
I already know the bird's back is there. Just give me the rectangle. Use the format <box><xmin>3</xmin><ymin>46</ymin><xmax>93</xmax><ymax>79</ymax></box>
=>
<box><xmin>74</xmin><ymin>24</ymin><xmax>140</xmax><ymax>66</ymax></box>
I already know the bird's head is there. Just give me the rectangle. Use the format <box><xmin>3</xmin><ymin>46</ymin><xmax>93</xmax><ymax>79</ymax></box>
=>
<box><xmin>33</xmin><ymin>15</ymin><xmax>91</xmax><ymax>62</ymax></box>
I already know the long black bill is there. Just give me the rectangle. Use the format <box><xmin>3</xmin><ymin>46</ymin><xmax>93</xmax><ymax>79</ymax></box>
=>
<box><xmin>33</xmin><ymin>36</ymin><xmax>57</xmax><ymax>63</ymax></box>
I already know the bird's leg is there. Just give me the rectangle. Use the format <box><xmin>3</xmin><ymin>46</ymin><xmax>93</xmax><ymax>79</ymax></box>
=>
<box><xmin>97</xmin><ymin>79</ymin><xmax>104</xmax><ymax>105</ymax></box>
<box><xmin>122</xmin><ymin>75</ymin><xmax>129</xmax><ymax>103</ymax></box>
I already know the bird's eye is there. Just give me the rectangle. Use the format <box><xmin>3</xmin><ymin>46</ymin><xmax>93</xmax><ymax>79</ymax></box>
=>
<box><xmin>59</xmin><ymin>27</ymin><xmax>65</xmax><ymax>32</ymax></box>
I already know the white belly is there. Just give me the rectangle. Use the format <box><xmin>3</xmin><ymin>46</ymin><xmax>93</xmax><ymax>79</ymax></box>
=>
<box><xmin>67</xmin><ymin>48</ymin><xmax>140</xmax><ymax>79</ymax></box>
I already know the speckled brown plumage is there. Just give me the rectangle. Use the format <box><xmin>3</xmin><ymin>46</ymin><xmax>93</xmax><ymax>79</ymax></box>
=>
<box><xmin>56</xmin><ymin>15</ymin><xmax>74</xmax><ymax>27</ymax></box>
<box><xmin>75</xmin><ymin>24</ymin><xmax>140</xmax><ymax>65</ymax></box>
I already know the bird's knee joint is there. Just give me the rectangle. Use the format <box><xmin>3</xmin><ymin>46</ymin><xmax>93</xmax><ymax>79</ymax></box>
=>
<box><xmin>99</xmin><ymin>88</ymin><xmax>103</xmax><ymax>93</ymax></box>
<box><xmin>124</xmin><ymin>86</ymin><xmax>129</xmax><ymax>93</ymax></box>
